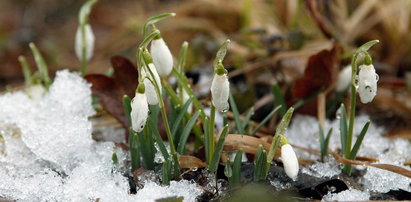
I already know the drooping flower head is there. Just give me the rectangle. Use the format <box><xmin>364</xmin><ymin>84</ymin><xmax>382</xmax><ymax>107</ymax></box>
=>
<box><xmin>142</xmin><ymin>49</ymin><xmax>162</xmax><ymax>105</ymax></box>
<box><xmin>281</xmin><ymin>143</ymin><xmax>299</xmax><ymax>181</ymax></box>
<box><xmin>210</xmin><ymin>62</ymin><xmax>229</xmax><ymax>112</ymax></box>
<box><xmin>335</xmin><ymin>65</ymin><xmax>352</xmax><ymax>92</ymax></box>
<box><xmin>75</xmin><ymin>24</ymin><xmax>95</xmax><ymax>62</ymax></box>
<box><xmin>150</xmin><ymin>34</ymin><xmax>174</xmax><ymax>77</ymax></box>
<box><xmin>357</xmin><ymin>59</ymin><xmax>378</xmax><ymax>104</ymax></box>
<box><xmin>131</xmin><ymin>83</ymin><xmax>149</xmax><ymax>133</ymax></box>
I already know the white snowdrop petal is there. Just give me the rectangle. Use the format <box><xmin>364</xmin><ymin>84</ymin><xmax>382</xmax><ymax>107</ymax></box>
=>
<box><xmin>130</xmin><ymin>92</ymin><xmax>149</xmax><ymax>132</ymax></box>
<box><xmin>151</xmin><ymin>38</ymin><xmax>173</xmax><ymax>77</ymax></box>
<box><xmin>358</xmin><ymin>64</ymin><xmax>378</xmax><ymax>104</ymax></box>
<box><xmin>142</xmin><ymin>63</ymin><xmax>162</xmax><ymax>105</ymax></box>
<box><xmin>335</xmin><ymin>65</ymin><xmax>352</xmax><ymax>92</ymax></box>
<box><xmin>26</xmin><ymin>85</ymin><xmax>46</xmax><ymax>99</ymax></box>
<box><xmin>281</xmin><ymin>144</ymin><xmax>299</xmax><ymax>181</ymax></box>
<box><xmin>75</xmin><ymin>24</ymin><xmax>95</xmax><ymax>62</ymax></box>
<box><xmin>210</xmin><ymin>73</ymin><xmax>230</xmax><ymax>112</ymax></box>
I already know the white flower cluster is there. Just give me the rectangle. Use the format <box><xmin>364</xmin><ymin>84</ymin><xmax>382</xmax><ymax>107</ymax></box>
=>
<box><xmin>130</xmin><ymin>36</ymin><xmax>174</xmax><ymax>132</ymax></box>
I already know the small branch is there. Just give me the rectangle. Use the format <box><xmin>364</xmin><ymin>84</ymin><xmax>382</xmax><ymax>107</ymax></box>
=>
<box><xmin>304</xmin><ymin>0</ymin><xmax>333</xmax><ymax>39</ymax></box>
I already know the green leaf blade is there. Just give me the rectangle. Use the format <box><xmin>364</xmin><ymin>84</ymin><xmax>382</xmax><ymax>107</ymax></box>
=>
<box><xmin>209</xmin><ymin>125</ymin><xmax>229</xmax><ymax>172</ymax></box>
<box><xmin>339</xmin><ymin>104</ymin><xmax>348</xmax><ymax>156</ymax></box>
<box><xmin>177</xmin><ymin>111</ymin><xmax>201</xmax><ymax>154</ymax></box>
<box><xmin>171</xmin><ymin>98</ymin><xmax>193</xmax><ymax>136</ymax></box>
<box><xmin>349</xmin><ymin>121</ymin><xmax>370</xmax><ymax>160</ymax></box>
<box><xmin>229</xmin><ymin>93</ymin><xmax>243</xmax><ymax>134</ymax></box>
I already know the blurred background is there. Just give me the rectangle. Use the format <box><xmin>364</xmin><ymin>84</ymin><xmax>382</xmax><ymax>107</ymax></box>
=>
<box><xmin>0</xmin><ymin>0</ymin><xmax>410</xmax><ymax>130</ymax></box>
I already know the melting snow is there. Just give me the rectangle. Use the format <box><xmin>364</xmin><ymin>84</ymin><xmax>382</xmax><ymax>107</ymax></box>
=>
<box><xmin>322</xmin><ymin>189</ymin><xmax>370</xmax><ymax>201</ymax></box>
<box><xmin>0</xmin><ymin>70</ymin><xmax>203</xmax><ymax>201</ymax></box>
<box><xmin>285</xmin><ymin>115</ymin><xmax>410</xmax><ymax>194</ymax></box>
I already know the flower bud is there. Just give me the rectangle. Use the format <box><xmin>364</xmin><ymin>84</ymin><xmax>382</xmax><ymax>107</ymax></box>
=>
<box><xmin>75</xmin><ymin>24</ymin><xmax>95</xmax><ymax>62</ymax></box>
<box><xmin>142</xmin><ymin>63</ymin><xmax>162</xmax><ymax>105</ymax></box>
<box><xmin>358</xmin><ymin>64</ymin><xmax>378</xmax><ymax>104</ymax></box>
<box><xmin>281</xmin><ymin>144</ymin><xmax>299</xmax><ymax>181</ymax></box>
<box><xmin>26</xmin><ymin>84</ymin><xmax>46</xmax><ymax>99</ymax></box>
<box><xmin>210</xmin><ymin>72</ymin><xmax>229</xmax><ymax>112</ymax></box>
<box><xmin>335</xmin><ymin>65</ymin><xmax>352</xmax><ymax>92</ymax></box>
<box><xmin>150</xmin><ymin>37</ymin><xmax>173</xmax><ymax>77</ymax></box>
<box><xmin>131</xmin><ymin>86</ymin><xmax>149</xmax><ymax>133</ymax></box>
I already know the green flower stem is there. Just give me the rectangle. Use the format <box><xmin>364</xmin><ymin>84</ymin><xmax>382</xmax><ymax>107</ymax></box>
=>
<box><xmin>172</xmin><ymin>68</ymin><xmax>206</xmax><ymax>119</ymax></box>
<box><xmin>80</xmin><ymin>24</ymin><xmax>88</xmax><ymax>76</ymax></box>
<box><xmin>142</xmin><ymin>59</ymin><xmax>179</xmax><ymax>174</ymax></box>
<box><xmin>29</xmin><ymin>43</ymin><xmax>51</xmax><ymax>88</ymax></box>
<box><xmin>18</xmin><ymin>56</ymin><xmax>33</xmax><ymax>87</ymax></box>
<box><xmin>177</xmin><ymin>42</ymin><xmax>188</xmax><ymax>102</ymax></box>
<box><xmin>142</xmin><ymin>13</ymin><xmax>175</xmax><ymax>38</ymax></box>
<box><xmin>343</xmin><ymin>51</ymin><xmax>358</xmax><ymax>175</ymax></box>
<box><xmin>343</xmin><ymin>40</ymin><xmax>379</xmax><ymax>175</ymax></box>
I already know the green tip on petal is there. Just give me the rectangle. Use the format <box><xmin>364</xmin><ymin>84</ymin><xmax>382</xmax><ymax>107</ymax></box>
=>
<box><xmin>137</xmin><ymin>83</ymin><xmax>145</xmax><ymax>94</ymax></box>
<box><xmin>215</xmin><ymin>61</ymin><xmax>227</xmax><ymax>75</ymax></box>
<box><xmin>142</xmin><ymin>49</ymin><xmax>153</xmax><ymax>64</ymax></box>
<box><xmin>364</xmin><ymin>55</ymin><xmax>372</xmax><ymax>65</ymax></box>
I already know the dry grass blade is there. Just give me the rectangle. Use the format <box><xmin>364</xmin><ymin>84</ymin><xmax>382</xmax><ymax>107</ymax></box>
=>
<box><xmin>331</xmin><ymin>152</ymin><xmax>411</xmax><ymax>178</ymax></box>
<box><xmin>178</xmin><ymin>155</ymin><xmax>206</xmax><ymax>169</ymax></box>
<box><xmin>304</xmin><ymin>0</ymin><xmax>333</xmax><ymax>39</ymax></box>
<box><xmin>224</xmin><ymin>134</ymin><xmax>271</xmax><ymax>149</ymax></box>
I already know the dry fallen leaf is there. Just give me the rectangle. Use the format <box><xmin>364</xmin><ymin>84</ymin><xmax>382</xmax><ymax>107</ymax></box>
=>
<box><xmin>291</xmin><ymin>44</ymin><xmax>339</xmax><ymax>99</ymax></box>
<box><xmin>179</xmin><ymin>155</ymin><xmax>206</xmax><ymax>169</ymax></box>
<box><xmin>85</xmin><ymin>56</ymin><xmax>138</xmax><ymax>140</ymax></box>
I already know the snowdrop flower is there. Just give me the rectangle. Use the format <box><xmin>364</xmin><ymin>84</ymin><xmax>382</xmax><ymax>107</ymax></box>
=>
<box><xmin>131</xmin><ymin>83</ymin><xmax>149</xmax><ymax>132</ymax></box>
<box><xmin>358</xmin><ymin>64</ymin><xmax>378</xmax><ymax>104</ymax></box>
<box><xmin>281</xmin><ymin>144</ymin><xmax>299</xmax><ymax>181</ymax></box>
<box><xmin>210</xmin><ymin>64</ymin><xmax>229</xmax><ymax>112</ymax></box>
<box><xmin>26</xmin><ymin>84</ymin><xmax>46</xmax><ymax>99</ymax></box>
<box><xmin>142</xmin><ymin>50</ymin><xmax>162</xmax><ymax>105</ymax></box>
<box><xmin>335</xmin><ymin>65</ymin><xmax>352</xmax><ymax>92</ymax></box>
<box><xmin>75</xmin><ymin>24</ymin><xmax>95</xmax><ymax>62</ymax></box>
<box><xmin>150</xmin><ymin>36</ymin><xmax>173</xmax><ymax>77</ymax></box>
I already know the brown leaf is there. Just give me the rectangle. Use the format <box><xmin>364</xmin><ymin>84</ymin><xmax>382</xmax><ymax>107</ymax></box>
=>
<box><xmin>221</xmin><ymin>134</ymin><xmax>281</xmax><ymax>159</ymax></box>
<box><xmin>85</xmin><ymin>74</ymin><xmax>128</xmax><ymax>128</ymax></box>
<box><xmin>85</xmin><ymin>56</ymin><xmax>139</xmax><ymax>137</ymax></box>
<box><xmin>111</xmin><ymin>56</ymin><xmax>138</xmax><ymax>98</ymax></box>
<box><xmin>179</xmin><ymin>155</ymin><xmax>206</xmax><ymax>168</ymax></box>
<box><xmin>385</xmin><ymin>129</ymin><xmax>411</xmax><ymax>140</ymax></box>
<box><xmin>222</xmin><ymin>134</ymin><xmax>271</xmax><ymax>152</ymax></box>
<box><xmin>291</xmin><ymin>44</ymin><xmax>339</xmax><ymax>99</ymax></box>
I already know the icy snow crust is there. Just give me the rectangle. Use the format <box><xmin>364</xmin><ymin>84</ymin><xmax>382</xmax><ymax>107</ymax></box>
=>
<box><xmin>285</xmin><ymin>115</ymin><xmax>411</xmax><ymax>194</ymax></box>
<box><xmin>0</xmin><ymin>70</ymin><xmax>202</xmax><ymax>201</ymax></box>
<box><xmin>322</xmin><ymin>188</ymin><xmax>370</xmax><ymax>201</ymax></box>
